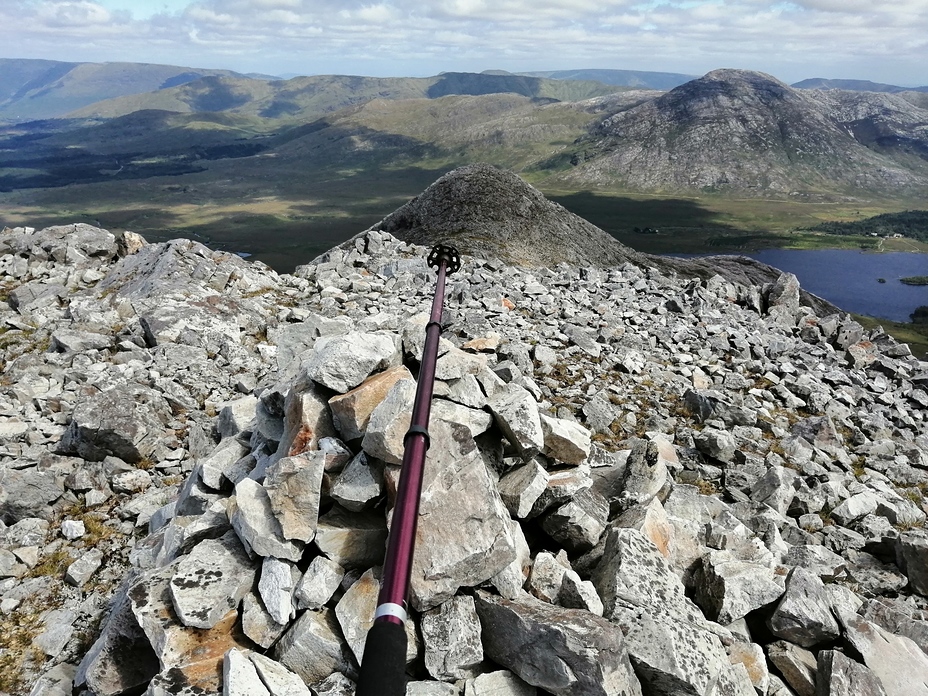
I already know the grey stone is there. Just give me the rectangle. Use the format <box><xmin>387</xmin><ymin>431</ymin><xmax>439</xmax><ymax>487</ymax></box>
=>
<box><xmin>896</xmin><ymin>531</ymin><xmax>928</xmax><ymax>597</ymax></box>
<box><xmin>693</xmin><ymin>549</ymin><xmax>785</xmax><ymax>625</ymax></box>
<box><xmin>539</xmin><ymin>413</ymin><xmax>591</xmax><ymax>464</ymax></box>
<box><xmin>314</xmin><ymin>505</ymin><xmax>388</xmax><ymax>569</ymax></box>
<box><xmin>312</xmin><ymin>672</ymin><xmax>355</xmax><ymax>696</ymax></box>
<box><xmin>409</xmin><ymin>420</ymin><xmax>516</xmax><ymax>611</ymax></box>
<box><xmin>541</xmin><ymin>488</ymin><xmax>609</xmax><ymax>552</ymax></box>
<box><xmin>65</xmin><ymin>547</ymin><xmax>104</xmax><ymax>587</ymax></box>
<box><xmin>295</xmin><ymin>556</ymin><xmax>345</xmax><ymax>610</ymax></box>
<box><xmin>767</xmin><ymin>641</ymin><xmax>818</xmax><ymax>696</ymax></box>
<box><xmin>432</xmin><ymin>399</ymin><xmax>494</xmax><ymax>438</ymax></box>
<box><xmin>35</xmin><ymin>608</ymin><xmax>76</xmax><ymax>658</ymax></box>
<box><xmin>272</xmin><ymin>608</ymin><xmax>354</xmax><ymax>686</ymax></box>
<box><xmin>750</xmin><ymin>465</ymin><xmax>798</xmax><ymax>516</ymax></box>
<box><xmin>361</xmin><ymin>377</ymin><xmax>417</xmax><ymax>465</ymax></box>
<box><xmin>817</xmin><ymin>650</ymin><xmax>888</xmax><ymax>696</ymax></box>
<box><xmin>328</xmin><ymin>365</ymin><xmax>413</xmax><ymax>442</ymax></box>
<box><xmin>330</xmin><ymin>452</ymin><xmax>384</xmax><ymax>512</ymax></box>
<box><xmin>169</xmin><ymin>530</ymin><xmax>258</xmax><ymax>629</ymax></box>
<box><xmin>275</xmin><ymin>379</ymin><xmax>336</xmax><ymax>458</ymax></box>
<box><xmin>474</xmin><ymin>591</ymin><xmax>642</xmax><ymax>696</ymax></box>
<box><xmin>694</xmin><ymin>427</ymin><xmax>737</xmax><ymax>463</ymax></box>
<box><xmin>465</xmin><ymin>671</ymin><xmax>536</xmax><ymax>695</ymax></box>
<box><xmin>248</xmin><ymin>652</ymin><xmax>313</xmax><ymax>696</ymax></box>
<box><xmin>408</xmin><ymin>681</ymin><xmax>461</xmax><ymax>695</ymax></box>
<box><xmin>306</xmin><ymin>331</ymin><xmax>399</xmax><ymax>393</ymax></box>
<box><xmin>839</xmin><ymin>614</ymin><xmax>928</xmax><ymax>696</ymax></box>
<box><xmin>241</xmin><ymin>592</ymin><xmax>288</xmax><ymax>649</ymax></box>
<box><xmin>224</xmin><ymin>648</ymin><xmax>271</xmax><ymax>696</ymax></box>
<box><xmin>58</xmin><ymin>382</ymin><xmax>171</xmax><ymax>463</ymax></box>
<box><xmin>199</xmin><ymin>438</ymin><xmax>250</xmax><ymax>491</ymax></box>
<box><xmin>728</xmin><ymin>641</ymin><xmax>769</xmax><ymax>695</ymax></box>
<box><xmin>258</xmin><ymin>556</ymin><xmax>299</xmax><ymax>624</ymax></box>
<box><xmin>334</xmin><ymin>568</ymin><xmax>418</xmax><ymax>666</ymax></box>
<box><xmin>0</xmin><ymin>468</ymin><xmax>64</xmax><ymax>522</ymax></box>
<box><xmin>229</xmin><ymin>478</ymin><xmax>305</xmax><ymax>562</ymax></box>
<box><xmin>216</xmin><ymin>396</ymin><xmax>258</xmax><ymax>439</ymax></box>
<box><xmin>768</xmin><ymin>566</ymin><xmax>841</xmax><ymax>647</ymax></box>
<box><xmin>75</xmin><ymin>581</ymin><xmax>160</xmax><ymax>696</ymax></box>
<box><xmin>263</xmin><ymin>452</ymin><xmax>326</xmax><ymax>542</ymax></box>
<box><xmin>488</xmin><ymin>384</ymin><xmax>544</xmax><ymax>459</ymax></box>
<box><xmin>498</xmin><ymin>461</ymin><xmax>548</xmax><ymax>519</ymax></box>
<box><xmin>832</xmin><ymin>491</ymin><xmax>881</xmax><ymax>526</ymax></box>
<box><xmin>422</xmin><ymin>595</ymin><xmax>484</xmax><ymax>681</ymax></box>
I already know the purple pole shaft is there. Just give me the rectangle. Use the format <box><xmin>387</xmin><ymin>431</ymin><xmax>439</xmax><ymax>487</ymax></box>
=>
<box><xmin>373</xmin><ymin>258</ymin><xmax>449</xmax><ymax>625</ymax></box>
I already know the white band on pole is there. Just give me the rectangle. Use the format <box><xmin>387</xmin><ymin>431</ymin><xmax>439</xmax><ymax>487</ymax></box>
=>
<box><xmin>374</xmin><ymin>602</ymin><xmax>407</xmax><ymax>623</ymax></box>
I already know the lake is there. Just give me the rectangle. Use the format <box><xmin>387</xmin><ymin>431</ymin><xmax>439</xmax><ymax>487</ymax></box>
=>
<box><xmin>674</xmin><ymin>249</ymin><xmax>927</xmax><ymax>323</ymax></box>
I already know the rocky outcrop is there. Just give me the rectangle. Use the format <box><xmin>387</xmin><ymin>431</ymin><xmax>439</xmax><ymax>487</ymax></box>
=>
<box><xmin>1</xmin><ymin>220</ymin><xmax>926</xmax><ymax>696</ymax></box>
<box><xmin>560</xmin><ymin>69</ymin><xmax>928</xmax><ymax>197</ymax></box>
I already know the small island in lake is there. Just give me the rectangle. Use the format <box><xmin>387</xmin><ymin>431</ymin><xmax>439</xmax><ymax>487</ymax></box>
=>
<box><xmin>900</xmin><ymin>276</ymin><xmax>928</xmax><ymax>286</ymax></box>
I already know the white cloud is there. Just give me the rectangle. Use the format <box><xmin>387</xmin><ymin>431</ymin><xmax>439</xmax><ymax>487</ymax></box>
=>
<box><xmin>36</xmin><ymin>1</ymin><xmax>113</xmax><ymax>27</ymax></box>
<box><xmin>2</xmin><ymin>0</ymin><xmax>926</xmax><ymax>85</ymax></box>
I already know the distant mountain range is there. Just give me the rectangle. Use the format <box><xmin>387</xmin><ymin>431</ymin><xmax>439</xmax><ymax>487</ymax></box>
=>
<box><xmin>0</xmin><ymin>59</ymin><xmax>242</xmax><ymax>121</ymax></box>
<box><xmin>1</xmin><ymin>59</ymin><xmax>927</xmax><ymax>205</ymax></box>
<box><xmin>793</xmin><ymin>77</ymin><xmax>928</xmax><ymax>93</ymax></box>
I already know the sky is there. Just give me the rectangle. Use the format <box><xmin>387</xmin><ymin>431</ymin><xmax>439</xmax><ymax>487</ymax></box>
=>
<box><xmin>3</xmin><ymin>0</ymin><xmax>927</xmax><ymax>86</ymax></box>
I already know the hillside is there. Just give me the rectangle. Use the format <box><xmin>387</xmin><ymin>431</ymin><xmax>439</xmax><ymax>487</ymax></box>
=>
<box><xmin>793</xmin><ymin>77</ymin><xmax>928</xmax><ymax>93</ymax></box>
<box><xmin>0</xmin><ymin>58</ymin><xmax>241</xmax><ymax>122</ymax></box>
<box><xmin>2</xmin><ymin>198</ymin><xmax>927</xmax><ymax>695</ymax></box>
<box><xmin>552</xmin><ymin>69</ymin><xmax>928</xmax><ymax>197</ymax></box>
<box><xmin>521</xmin><ymin>68</ymin><xmax>695</xmax><ymax>91</ymax></box>
<box><xmin>66</xmin><ymin>72</ymin><xmax>622</xmax><ymax>121</ymax></box>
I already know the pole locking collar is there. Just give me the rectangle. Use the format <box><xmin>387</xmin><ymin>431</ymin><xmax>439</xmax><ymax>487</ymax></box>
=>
<box><xmin>428</xmin><ymin>244</ymin><xmax>461</xmax><ymax>275</ymax></box>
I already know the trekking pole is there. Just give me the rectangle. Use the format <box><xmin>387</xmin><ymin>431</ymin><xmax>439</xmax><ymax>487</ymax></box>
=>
<box><xmin>355</xmin><ymin>244</ymin><xmax>461</xmax><ymax>696</ymax></box>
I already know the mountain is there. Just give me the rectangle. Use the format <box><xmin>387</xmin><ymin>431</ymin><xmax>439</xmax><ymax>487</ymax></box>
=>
<box><xmin>521</xmin><ymin>68</ymin><xmax>696</xmax><ymax>91</ymax></box>
<box><xmin>794</xmin><ymin>77</ymin><xmax>928</xmax><ymax>93</ymax></box>
<box><xmin>553</xmin><ymin>69</ymin><xmax>928</xmax><ymax>197</ymax></box>
<box><xmin>3</xmin><ymin>180</ymin><xmax>928</xmax><ymax>694</ymax></box>
<box><xmin>0</xmin><ymin>58</ymin><xmax>241</xmax><ymax>122</ymax></box>
<box><xmin>66</xmin><ymin>72</ymin><xmax>622</xmax><ymax>121</ymax></box>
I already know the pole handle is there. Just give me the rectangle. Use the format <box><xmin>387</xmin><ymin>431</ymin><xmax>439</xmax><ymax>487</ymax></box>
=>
<box><xmin>355</xmin><ymin>621</ymin><xmax>408</xmax><ymax>696</ymax></box>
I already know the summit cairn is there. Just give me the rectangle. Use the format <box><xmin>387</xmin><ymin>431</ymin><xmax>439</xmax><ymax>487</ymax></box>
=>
<box><xmin>0</xmin><ymin>172</ymin><xmax>926</xmax><ymax>696</ymax></box>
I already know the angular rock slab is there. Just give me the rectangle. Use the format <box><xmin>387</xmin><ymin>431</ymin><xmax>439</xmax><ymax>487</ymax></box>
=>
<box><xmin>59</xmin><ymin>382</ymin><xmax>171</xmax><ymax>463</ymax></box>
<box><xmin>840</xmin><ymin>614</ymin><xmax>928</xmax><ymax>696</ymax></box>
<box><xmin>276</xmin><ymin>380</ymin><xmax>336</xmax><ymax>458</ymax></box>
<box><xmin>465</xmin><ymin>671</ymin><xmax>536</xmax><ymax>695</ymax></box>
<box><xmin>229</xmin><ymin>478</ymin><xmax>305</xmax><ymax>562</ymax></box>
<box><xmin>488</xmin><ymin>384</ymin><xmax>544</xmax><ymax>460</ymax></box>
<box><xmin>306</xmin><ymin>331</ymin><xmax>399</xmax><ymax>393</ymax></box>
<box><xmin>896</xmin><ymin>531</ymin><xmax>928</xmax><ymax>597</ymax></box>
<box><xmin>328</xmin><ymin>365</ymin><xmax>413</xmax><ymax>442</ymax></box>
<box><xmin>361</xmin><ymin>376</ymin><xmax>416</xmax><ymax>465</ymax></box>
<box><xmin>224</xmin><ymin>648</ymin><xmax>270</xmax><ymax>696</ymax></box>
<box><xmin>422</xmin><ymin>594</ymin><xmax>484</xmax><ymax>681</ymax></box>
<box><xmin>539</xmin><ymin>413</ymin><xmax>591</xmax><ymax>465</ymax></box>
<box><xmin>498</xmin><ymin>461</ymin><xmax>549</xmax><ymax>520</ymax></box>
<box><xmin>474</xmin><ymin>591</ymin><xmax>642</xmax><ymax>696</ymax></box>
<box><xmin>334</xmin><ymin>568</ymin><xmax>418</xmax><ymax>666</ymax></box>
<box><xmin>169</xmin><ymin>530</ymin><xmax>258</xmax><ymax>629</ymax></box>
<box><xmin>263</xmin><ymin>452</ymin><xmax>326</xmax><ymax>543</ymax></box>
<box><xmin>693</xmin><ymin>549</ymin><xmax>785</xmax><ymax>625</ymax></box>
<box><xmin>75</xmin><ymin>580</ymin><xmax>160</xmax><ymax>696</ymax></box>
<box><xmin>768</xmin><ymin>566</ymin><xmax>840</xmax><ymax>647</ymax></box>
<box><xmin>249</xmin><ymin>652</ymin><xmax>313</xmax><ymax>696</ymax></box>
<box><xmin>410</xmin><ymin>420</ymin><xmax>517</xmax><ymax>611</ymax></box>
<box><xmin>314</xmin><ymin>505</ymin><xmax>388</xmax><ymax>570</ymax></box>
<box><xmin>817</xmin><ymin>650</ymin><xmax>888</xmax><ymax>696</ymax></box>
<box><xmin>271</xmin><ymin>608</ymin><xmax>355</xmax><ymax>686</ymax></box>
<box><xmin>128</xmin><ymin>562</ymin><xmax>252</xmax><ymax>693</ymax></box>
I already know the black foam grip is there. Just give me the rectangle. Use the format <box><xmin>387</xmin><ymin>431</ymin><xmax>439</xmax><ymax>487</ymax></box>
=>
<box><xmin>355</xmin><ymin>621</ymin><xmax>408</xmax><ymax>696</ymax></box>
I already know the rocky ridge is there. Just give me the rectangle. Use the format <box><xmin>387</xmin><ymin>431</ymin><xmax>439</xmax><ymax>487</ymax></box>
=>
<box><xmin>560</xmin><ymin>69</ymin><xmax>928</xmax><ymax>197</ymax></box>
<box><xmin>0</xmin><ymin>217</ymin><xmax>926</xmax><ymax>696</ymax></box>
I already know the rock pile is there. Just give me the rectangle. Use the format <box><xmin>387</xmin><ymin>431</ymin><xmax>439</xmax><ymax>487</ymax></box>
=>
<box><xmin>1</xmin><ymin>218</ymin><xmax>927</xmax><ymax>696</ymax></box>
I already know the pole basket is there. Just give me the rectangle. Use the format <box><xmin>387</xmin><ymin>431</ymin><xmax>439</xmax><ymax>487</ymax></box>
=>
<box><xmin>427</xmin><ymin>244</ymin><xmax>461</xmax><ymax>275</ymax></box>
